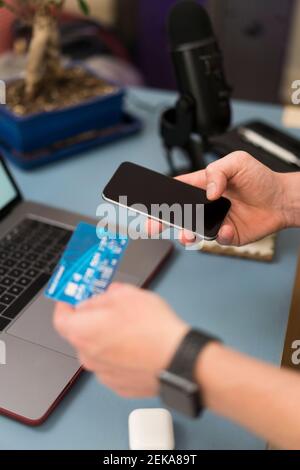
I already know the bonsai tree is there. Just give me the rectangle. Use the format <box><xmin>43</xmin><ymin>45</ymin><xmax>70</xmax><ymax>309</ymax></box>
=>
<box><xmin>0</xmin><ymin>0</ymin><xmax>122</xmax><ymax>167</ymax></box>
<box><xmin>0</xmin><ymin>0</ymin><xmax>90</xmax><ymax>98</ymax></box>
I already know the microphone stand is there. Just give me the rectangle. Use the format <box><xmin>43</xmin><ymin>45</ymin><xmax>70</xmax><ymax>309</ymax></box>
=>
<box><xmin>160</xmin><ymin>95</ymin><xmax>209</xmax><ymax>176</ymax></box>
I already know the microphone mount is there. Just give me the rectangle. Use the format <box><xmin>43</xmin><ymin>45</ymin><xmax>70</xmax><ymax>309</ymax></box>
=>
<box><xmin>160</xmin><ymin>95</ymin><xmax>209</xmax><ymax>176</ymax></box>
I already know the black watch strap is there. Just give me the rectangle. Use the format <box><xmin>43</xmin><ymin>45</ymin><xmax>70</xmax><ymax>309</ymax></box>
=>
<box><xmin>159</xmin><ymin>329</ymin><xmax>220</xmax><ymax>418</ymax></box>
<box><xmin>168</xmin><ymin>329</ymin><xmax>217</xmax><ymax>380</ymax></box>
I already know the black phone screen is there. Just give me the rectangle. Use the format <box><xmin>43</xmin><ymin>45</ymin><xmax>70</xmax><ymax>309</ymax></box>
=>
<box><xmin>103</xmin><ymin>162</ymin><xmax>231</xmax><ymax>240</ymax></box>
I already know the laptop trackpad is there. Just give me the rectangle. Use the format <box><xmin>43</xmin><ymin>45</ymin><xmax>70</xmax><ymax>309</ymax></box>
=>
<box><xmin>8</xmin><ymin>271</ymin><xmax>140</xmax><ymax>357</ymax></box>
<box><xmin>7</xmin><ymin>293</ymin><xmax>77</xmax><ymax>358</ymax></box>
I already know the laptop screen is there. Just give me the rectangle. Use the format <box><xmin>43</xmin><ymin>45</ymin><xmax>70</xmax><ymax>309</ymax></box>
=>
<box><xmin>0</xmin><ymin>161</ymin><xmax>19</xmax><ymax>212</ymax></box>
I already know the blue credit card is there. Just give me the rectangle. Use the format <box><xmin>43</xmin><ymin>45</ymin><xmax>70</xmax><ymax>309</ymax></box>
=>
<box><xmin>45</xmin><ymin>222</ymin><xmax>128</xmax><ymax>307</ymax></box>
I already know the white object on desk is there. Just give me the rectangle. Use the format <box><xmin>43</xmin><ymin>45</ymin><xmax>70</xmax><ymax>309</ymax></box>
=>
<box><xmin>239</xmin><ymin>127</ymin><xmax>300</xmax><ymax>168</ymax></box>
<box><xmin>282</xmin><ymin>106</ymin><xmax>300</xmax><ymax>129</ymax></box>
<box><xmin>129</xmin><ymin>409</ymin><xmax>175</xmax><ymax>450</ymax></box>
<box><xmin>202</xmin><ymin>234</ymin><xmax>276</xmax><ymax>262</ymax></box>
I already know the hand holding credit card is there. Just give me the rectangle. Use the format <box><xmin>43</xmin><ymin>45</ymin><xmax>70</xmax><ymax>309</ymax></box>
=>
<box><xmin>45</xmin><ymin>222</ymin><xmax>128</xmax><ymax>307</ymax></box>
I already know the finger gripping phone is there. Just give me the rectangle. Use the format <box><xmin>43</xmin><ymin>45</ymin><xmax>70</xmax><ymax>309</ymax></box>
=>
<box><xmin>102</xmin><ymin>162</ymin><xmax>231</xmax><ymax>241</ymax></box>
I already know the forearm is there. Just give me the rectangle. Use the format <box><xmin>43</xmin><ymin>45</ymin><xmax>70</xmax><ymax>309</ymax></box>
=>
<box><xmin>280</xmin><ymin>172</ymin><xmax>300</xmax><ymax>228</ymax></box>
<box><xmin>196</xmin><ymin>343</ymin><xmax>300</xmax><ymax>449</ymax></box>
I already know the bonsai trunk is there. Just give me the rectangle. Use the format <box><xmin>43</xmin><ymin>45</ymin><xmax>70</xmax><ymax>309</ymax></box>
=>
<box><xmin>25</xmin><ymin>10</ymin><xmax>62</xmax><ymax>98</ymax></box>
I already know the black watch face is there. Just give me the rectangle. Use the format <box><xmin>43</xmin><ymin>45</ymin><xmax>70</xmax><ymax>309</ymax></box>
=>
<box><xmin>159</xmin><ymin>371</ymin><xmax>201</xmax><ymax>418</ymax></box>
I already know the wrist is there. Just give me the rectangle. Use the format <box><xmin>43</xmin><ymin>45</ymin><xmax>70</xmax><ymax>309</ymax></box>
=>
<box><xmin>195</xmin><ymin>341</ymin><xmax>225</xmax><ymax>409</ymax></box>
<box><xmin>159</xmin><ymin>320</ymin><xmax>190</xmax><ymax>372</ymax></box>
<box><xmin>278</xmin><ymin>172</ymin><xmax>300</xmax><ymax>229</ymax></box>
<box><xmin>159</xmin><ymin>329</ymin><xmax>221</xmax><ymax>417</ymax></box>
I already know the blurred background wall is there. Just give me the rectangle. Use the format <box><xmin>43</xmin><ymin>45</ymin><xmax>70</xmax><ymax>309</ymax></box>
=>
<box><xmin>0</xmin><ymin>9</ymin><xmax>14</xmax><ymax>53</ymax></box>
<box><xmin>207</xmin><ymin>0</ymin><xmax>295</xmax><ymax>103</ymax></box>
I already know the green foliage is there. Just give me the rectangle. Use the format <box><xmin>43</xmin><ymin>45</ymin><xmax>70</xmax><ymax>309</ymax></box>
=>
<box><xmin>77</xmin><ymin>0</ymin><xmax>90</xmax><ymax>15</ymax></box>
<box><xmin>0</xmin><ymin>1</ymin><xmax>10</xmax><ymax>8</ymax></box>
<box><xmin>48</xmin><ymin>0</ymin><xmax>90</xmax><ymax>14</ymax></box>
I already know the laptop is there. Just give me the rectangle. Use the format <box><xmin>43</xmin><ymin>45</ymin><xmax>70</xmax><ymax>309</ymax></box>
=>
<box><xmin>0</xmin><ymin>157</ymin><xmax>173</xmax><ymax>425</ymax></box>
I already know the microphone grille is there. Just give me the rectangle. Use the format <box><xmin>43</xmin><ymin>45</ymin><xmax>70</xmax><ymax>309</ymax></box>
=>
<box><xmin>168</xmin><ymin>0</ymin><xmax>213</xmax><ymax>48</ymax></box>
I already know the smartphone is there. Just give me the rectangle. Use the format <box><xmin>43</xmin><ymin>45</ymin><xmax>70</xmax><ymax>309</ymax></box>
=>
<box><xmin>102</xmin><ymin>162</ymin><xmax>231</xmax><ymax>240</ymax></box>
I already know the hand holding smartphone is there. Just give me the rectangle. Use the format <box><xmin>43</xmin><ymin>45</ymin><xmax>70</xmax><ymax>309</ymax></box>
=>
<box><xmin>103</xmin><ymin>162</ymin><xmax>231</xmax><ymax>241</ymax></box>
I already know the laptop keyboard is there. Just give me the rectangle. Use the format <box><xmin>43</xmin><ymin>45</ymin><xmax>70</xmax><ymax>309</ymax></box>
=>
<box><xmin>0</xmin><ymin>219</ymin><xmax>72</xmax><ymax>331</ymax></box>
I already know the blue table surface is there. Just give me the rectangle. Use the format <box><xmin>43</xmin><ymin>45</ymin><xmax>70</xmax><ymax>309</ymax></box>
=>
<box><xmin>1</xmin><ymin>88</ymin><xmax>300</xmax><ymax>450</ymax></box>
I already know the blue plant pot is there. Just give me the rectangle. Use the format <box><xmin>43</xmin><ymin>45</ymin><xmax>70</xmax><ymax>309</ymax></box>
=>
<box><xmin>0</xmin><ymin>70</ymin><xmax>125</xmax><ymax>153</ymax></box>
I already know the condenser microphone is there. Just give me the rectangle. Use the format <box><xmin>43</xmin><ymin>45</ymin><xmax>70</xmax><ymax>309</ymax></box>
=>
<box><xmin>168</xmin><ymin>0</ymin><xmax>231</xmax><ymax>136</ymax></box>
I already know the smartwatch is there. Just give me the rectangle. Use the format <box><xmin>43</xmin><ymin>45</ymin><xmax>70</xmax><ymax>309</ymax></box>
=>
<box><xmin>159</xmin><ymin>329</ymin><xmax>220</xmax><ymax>418</ymax></box>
